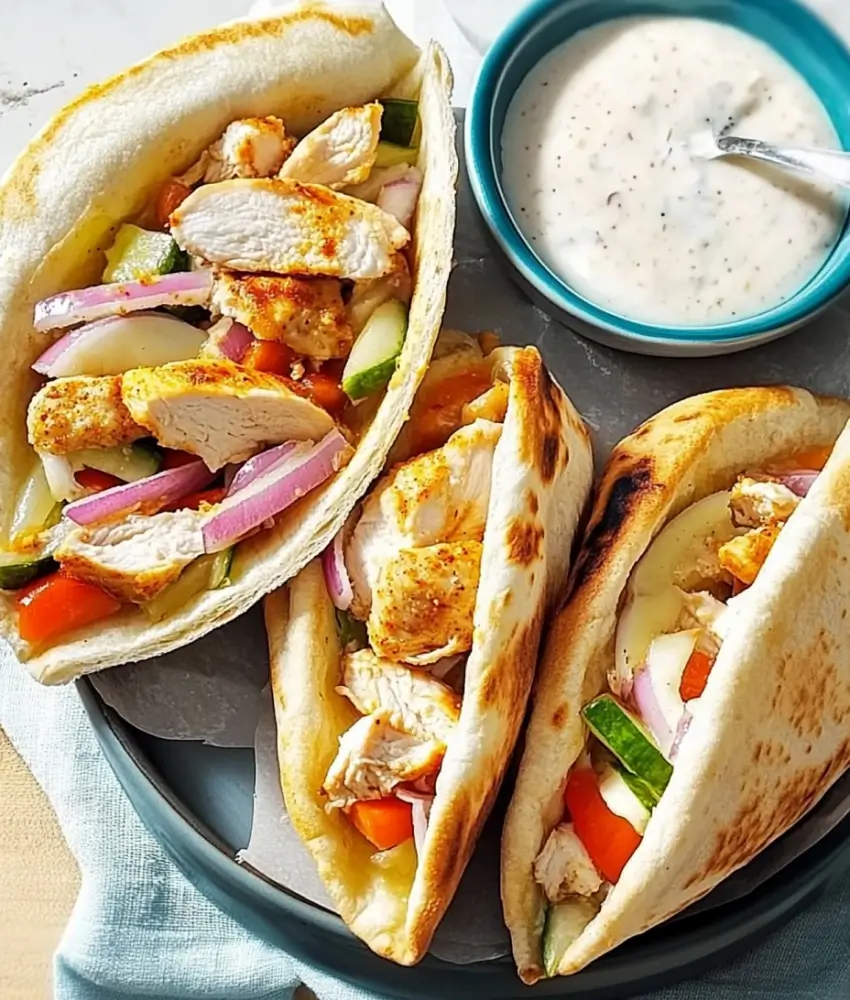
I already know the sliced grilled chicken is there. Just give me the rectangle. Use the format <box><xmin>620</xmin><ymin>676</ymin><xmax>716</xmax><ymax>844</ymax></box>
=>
<box><xmin>179</xmin><ymin>116</ymin><xmax>296</xmax><ymax>185</ymax></box>
<box><xmin>56</xmin><ymin>510</ymin><xmax>205</xmax><ymax>603</ymax></box>
<box><xmin>212</xmin><ymin>271</ymin><xmax>352</xmax><ymax>359</ymax></box>
<box><xmin>280</xmin><ymin>103</ymin><xmax>382</xmax><ymax>189</ymax></box>
<box><xmin>120</xmin><ymin>359</ymin><xmax>334</xmax><ymax>471</ymax></box>
<box><xmin>28</xmin><ymin>374</ymin><xmax>145</xmax><ymax>455</ymax></box>
<box><xmin>170</xmin><ymin>178</ymin><xmax>409</xmax><ymax>280</ymax></box>
<box><xmin>322</xmin><ymin>709</ymin><xmax>444</xmax><ymax>810</ymax></box>
<box><xmin>534</xmin><ymin>823</ymin><xmax>603</xmax><ymax>903</ymax></box>
<box><xmin>339</xmin><ymin>648</ymin><xmax>461</xmax><ymax>743</ymax></box>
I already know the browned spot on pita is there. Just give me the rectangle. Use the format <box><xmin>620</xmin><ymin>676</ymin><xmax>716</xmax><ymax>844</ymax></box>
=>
<box><xmin>552</xmin><ymin>704</ymin><xmax>568</xmax><ymax>729</ymax></box>
<box><xmin>541</xmin><ymin>434</ymin><xmax>561</xmax><ymax>483</ymax></box>
<box><xmin>527</xmin><ymin>491</ymin><xmax>540</xmax><ymax>516</ymax></box>
<box><xmin>507</xmin><ymin>517</ymin><xmax>544</xmax><ymax>567</ymax></box>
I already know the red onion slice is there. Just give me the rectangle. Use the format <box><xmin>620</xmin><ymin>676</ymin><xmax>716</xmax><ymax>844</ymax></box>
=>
<box><xmin>205</xmin><ymin>318</ymin><xmax>255</xmax><ymax>363</ymax></box>
<box><xmin>64</xmin><ymin>460</ymin><xmax>214</xmax><ymax>526</ymax></box>
<box><xmin>376</xmin><ymin>167</ymin><xmax>423</xmax><ymax>229</ymax></box>
<box><xmin>32</xmin><ymin>312</ymin><xmax>206</xmax><ymax>378</ymax></box>
<box><xmin>322</xmin><ymin>527</ymin><xmax>353</xmax><ymax>610</ymax></box>
<box><xmin>34</xmin><ymin>270</ymin><xmax>213</xmax><ymax>333</ymax></box>
<box><xmin>202</xmin><ymin>429</ymin><xmax>350</xmax><ymax>553</ymax></box>
<box><xmin>775</xmin><ymin>471</ymin><xmax>820</xmax><ymax>497</ymax></box>
<box><xmin>396</xmin><ymin>787</ymin><xmax>434</xmax><ymax>858</ymax></box>
<box><xmin>669</xmin><ymin>709</ymin><xmax>693</xmax><ymax>761</ymax></box>
<box><xmin>632</xmin><ymin>668</ymin><xmax>674</xmax><ymax>757</ymax></box>
<box><xmin>226</xmin><ymin>441</ymin><xmax>298</xmax><ymax>497</ymax></box>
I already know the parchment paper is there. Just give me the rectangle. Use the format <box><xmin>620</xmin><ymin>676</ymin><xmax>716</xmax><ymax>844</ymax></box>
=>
<box><xmin>92</xmin><ymin>112</ymin><xmax>850</xmax><ymax>961</ymax></box>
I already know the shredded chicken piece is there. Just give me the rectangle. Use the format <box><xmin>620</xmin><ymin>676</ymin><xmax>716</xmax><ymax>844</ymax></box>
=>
<box><xmin>27</xmin><ymin>375</ymin><xmax>146</xmax><ymax>455</ymax></box>
<box><xmin>533</xmin><ymin>823</ymin><xmax>603</xmax><ymax>902</ymax></box>
<box><xmin>677</xmin><ymin>589</ymin><xmax>729</xmax><ymax>656</ymax></box>
<box><xmin>730</xmin><ymin>477</ymin><xmax>800</xmax><ymax>528</ymax></box>
<box><xmin>322</xmin><ymin>710</ymin><xmax>444</xmax><ymax>809</ymax></box>
<box><xmin>339</xmin><ymin>647</ymin><xmax>461</xmax><ymax>743</ymax></box>
<box><xmin>461</xmin><ymin>381</ymin><xmax>510</xmax><ymax>425</ymax></box>
<box><xmin>718</xmin><ymin>525</ymin><xmax>781</xmax><ymax>586</ymax></box>
<box><xmin>180</xmin><ymin>116</ymin><xmax>295</xmax><ymax>185</ymax></box>
<box><xmin>280</xmin><ymin>103</ymin><xmax>382</xmax><ymax>189</ymax></box>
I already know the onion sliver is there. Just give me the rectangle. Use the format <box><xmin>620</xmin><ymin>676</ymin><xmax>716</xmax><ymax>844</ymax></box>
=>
<box><xmin>65</xmin><ymin>460</ymin><xmax>214</xmax><ymax>525</ymax></box>
<box><xmin>396</xmin><ymin>788</ymin><xmax>433</xmax><ymax>858</ymax></box>
<box><xmin>669</xmin><ymin>709</ymin><xmax>693</xmax><ymax>761</ymax></box>
<box><xmin>34</xmin><ymin>270</ymin><xmax>213</xmax><ymax>333</ymax></box>
<box><xmin>376</xmin><ymin>167</ymin><xmax>422</xmax><ymax>229</ymax></box>
<box><xmin>32</xmin><ymin>312</ymin><xmax>206</xmax><ymax>378</ymax></box>
<box><xmin>39</xmin><ymin>452</ymin><xmax>84</xmax><ymax>502</ymax></box>
<box><xmin>226</xmin><ymin>441</ymin><xmax>298</xmax><ymax>496</ymax></box>
<box><xmin>632</xmin><ymin>667</ymin><xmax>674</xmax><ymax>757</ymax></box>
<box><xmin>776</xmin><ymin>471</ymin><xmax>819</xmax><ymax>497</ymax></box>
<box><xmin>216</xmin><ymin>320</ymin><xmax>254</xmax><ymax>363</ymax></box>
<box><xmin>203</xmin><ymin>429</ymin><xmax>350</xmax><ymax>553</ymax></box>
<box><xmin>322</xmin><ymin>527</ymin><xmax>353</xmax><ymax>610</ymax></box>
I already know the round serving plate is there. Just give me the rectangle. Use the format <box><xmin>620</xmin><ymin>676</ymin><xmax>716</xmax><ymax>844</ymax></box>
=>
<box><xmin>76</xmin><ymin>114</ymin><xmax>850</xmax><ymax>997</ymax></box>
<box><xmin>78</xmin><ymin>679</ymin><xmax>850</xmax><ymax>1000</ymax></box>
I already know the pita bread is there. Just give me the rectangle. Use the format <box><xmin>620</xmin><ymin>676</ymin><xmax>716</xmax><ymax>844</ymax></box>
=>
<box><xmin>265</xmin><ymin>345</ymin><xmax>593</xmax><ymax>963</ymax></box>
<box><xmin>502</xmin><ymin>386</ymin><xmax>850</xmax><ymax>982</ymax></box>
<box><xmin>0</xmin><ymin>3</ymin><xmax>457</xmax><ymax>683</ymax></box>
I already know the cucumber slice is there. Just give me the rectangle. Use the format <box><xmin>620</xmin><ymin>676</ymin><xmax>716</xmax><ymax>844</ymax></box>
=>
<box><xmin>598</xmin><ymin>761</ymin><xmax>651</xmax><ymax>834</ymax></box>
<box><xmin>379</xmin><ymin>98</ymin><xmax>419</xmax><ymax>147</ymax></box>
<box><xmin>9</xmin><ymin>463</ymin><xmax>59</xmax><ymax>544</ymax></box>
<box><xmin>335</xmin><ymin>609</ymin><xmax>367</xmax><ymax>651</ymax></box>
<box><xmin>210</xmin><ymin>547</ymin><xmax>235</xmax><ymax>589</ymax></box>
<box><xmin>614</xmin><ymin>762</ymin><xmax>658</xmax><ymax>813</ymax></box>
<box><xmin>103</xmin><ymin>224</ymin><xmax>188</xmax><ymax>283</ymax></box>
<box><xmin>73</xmin><ymin>443</ymin><xmax>162</xmax><ymax>483</ymax></box>
<box><xmin>0</xmin><ymin>553</ymin><xmax>57</xmax><ymax>591</ymax></box>
<box><xmin>582</xmin><ymin>695</ymin><xmax>673</xmax><ymax>803</ymax></box>
<box><xmin>142</xmin><ymin>550</ymin><xmax>227</xmax><ymax>623</ymax></box>
<box><xmin>341</xmin><ymin>299</ymin><xmax>407</xmax><ymax>400</ymax></box>
<box><xmin>374</xmin><ymin>141</ymin><xmax>418</xmax><ymax>169</ymax></box>
<box><xmin>542</xmin><ymin>899</ymin><xmax>598</xmax><ymax>977</ymax></box>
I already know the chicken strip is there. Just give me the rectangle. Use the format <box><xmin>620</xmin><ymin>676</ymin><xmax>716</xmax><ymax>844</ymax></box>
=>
<box><xmin>179</xmin><ymin>116</ymin><xmax>296</xmax><ymax>186</ymax></box>
<box><xmin>461</xmin><ymin>381</ymin><xmax>510</xmax><ymax>425</ymax></box>
<box><xmin>339</xmin><ymin>648</ymin><xmax>461</xmax><ymax>743</ymax></box>
<box><xmin>346</xmin><ymin>419</ymin><xmax>501</xmax><ymax>616</ymax></box>
<box><xmin>56</xmin><ymin>510</ymin><xmax>205</xmax><ymax>603</ymax></box>
<box><xmin>280</xmin><ymin>103</ymin><xmax>382</xmax><ymax>189</ymax></box>
<box><xmin>368</xmin><ymin>539</ymin><xmax>483</xmax><ymax>665</ymax></box>
<box><xmin>212</xmin><ymin>272</ymin><xmax>352</xmax><ymax>359</ymax></box>
<box><xmin>121</xmin><ymin>359</ymin><xmax>335</xmax><ymax>471</ymax></box>
<box><xmin>323</xmin><ymin>710</ymin><xmax>444</xmax><ymax>810</ymax></box>
<box><xmin>27</xmin><ymin>375</ymin><xmax>146</xmax><ymax>455</ymax></box>
<box><xmin>534</xmin><ymin>823</ymin><xmax>603</xmax><ymax>903</ymax></box>
<box><xmin>729</xmin><ymin>477</ymin><xmax>800</xmax><ymax>528</ymax></box>
<box><xmin>170</xmin><ymin>178</ymin><xmax>409</xmax><ymax>280</ymax></box>
<box><xmin>718</xmin><ymin>525</ymin><xmax>781</xmax><ymax>586</ymax></box>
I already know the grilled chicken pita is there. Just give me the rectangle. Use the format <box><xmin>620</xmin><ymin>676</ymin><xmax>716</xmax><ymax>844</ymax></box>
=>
<box><xmin>266</xmin><ymin>336</ymin><xmax>593</xmax><ymax>965</ymax></box>
<box><xmin>0</xmin><ymin>5</ymin><xmax>457</xmax><ymax>683</ymax></box>
<box><xmin>503</xmin><ymin>388</ymin><xmax>850</xmax><ymax>983</ymax></box>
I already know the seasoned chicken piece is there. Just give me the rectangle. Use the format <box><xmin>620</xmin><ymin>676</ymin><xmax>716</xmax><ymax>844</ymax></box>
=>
<box><xmin>461</xmin><ymin>381</ymin><xmax>509</xmax><ymax>425</ymax></box>
<box><xmin>121</xmin><ymin>359</ymin><xmax>335</xmax><ymax>471</ymax></box>
<box><xmin>212</xmin><ymin>272</ymin><xmax>352</xmax><ymax>359</ymax></box>
<box><xmin>339</xmin><ymin>648</ymin><xmax>461</xmax><ymax>743</ymax></box>
<box><xmin>718</xmin><ymin>525</ymin><xmax>781</xmax><ymax>586</ymax></box>
<box><xmin>56</xmin><ymin>510</ymin><xmax>205</xmax><ymax>603</ymax></box>
<box><xmin>729</xmin><ymin>477</ymin><xmax>800</xmax><ymax>528</ymax></box>
<box><xmin>346</xmin><ymin>419</ymin><xmax>501</xmax><ymax>616</ymax></box>
<box><xmin>171</xmin><ymin>178</ymin><xmax>409</xmax><ymax>280</ymax></box>
<box><xmin>534</xmin><ymin>823</ymin><xmax>603</xmax><ymax>902</ymax></box>
<box><xmin>322</xmin><ymin>710</ymin><xmax>444</xmax><ymax>810</ymax></box>
<box><xmin>346</xmin><ymin>254</ymin><xmax>412</xmax><ymax>334</ymax></box>
<box><xmin>677</xmin><ymin>589</ymin><xmax>731</xmax><ymax>656</ymax></box>
<box><xmin>279</xmin><ymin>103</ymin><xmax>382</xmax><ymax>189</ymax></box>
<box><xmin>368</xmin><ymin>540</ymin><xmax>483</xmax><ymax>665</ymax></box>
<box><xmin>27</xmin><ymin>375</ymin><xmax>145</xmax><ymax>455</ymax></box>
<box><xmin>179</xmin><ymin>116</ymin><xmax>296</xmax><ymax>186</ymax></box>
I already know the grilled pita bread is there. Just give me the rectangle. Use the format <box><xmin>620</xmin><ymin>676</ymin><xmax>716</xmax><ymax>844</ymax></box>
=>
<box><xmin>265</xmin><ymin>346</ymin><xmax>593</xmax><ymax>964</ymax></box>
<box><xmin>503</xmin><ymin>387</ymin><xmax>850</xmax><ymax>982</ymax></box>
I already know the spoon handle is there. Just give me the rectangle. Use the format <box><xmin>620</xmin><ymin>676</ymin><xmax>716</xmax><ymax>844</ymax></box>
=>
<box><xmin>716</xmin><ymin>135</ymin><xmax>850</xmax><ymax>189</ymax></box>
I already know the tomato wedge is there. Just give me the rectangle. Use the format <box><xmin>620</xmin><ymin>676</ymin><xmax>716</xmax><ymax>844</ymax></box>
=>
<box><xmin>155</xmin><ymin>178</ymin><xmax>191</xmax><ymax>230</ymax></box>
<box><xmin>75</xmin><ymin>468</ymin><xmax>124</xmax><ymax>492</ymax></box>
<box><xmin>564</xmin><ymin>768</ymin><xmax>641</xmax><ymax>883</ymax></box>
<box><xmin>16</xmin><ymin>571</ymin><xmax>121</xmax><ymax>645</ymax></box>
<box><xmin>161</xmin><ymin>487</ymin><xmax>226</xmax><ymax>513</ymax></box>
<box><xmin>349</xmin><ymin>797</ymin><xmax>414</xmax><ymax>851</ymax></box>
<box><xmin>291</xmin><ymin>371</ymin><xmax>348</xmax><ymax>414</ymax></box>
<box><xmin>408</xmin><ymin>367</ymin><xmax>494</xmax><ymax>455</ymax></box>
<box><xmin>679</xmin><ymin>649</ymin><xmax>715</xmax><ymax>701</ymax></box>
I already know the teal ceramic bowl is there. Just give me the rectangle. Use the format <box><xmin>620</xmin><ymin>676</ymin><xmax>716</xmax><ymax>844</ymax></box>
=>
<box><xmin>466</xmin><ymin>0</ymin><xmax>850</xmax><ymax>357</ymax></box>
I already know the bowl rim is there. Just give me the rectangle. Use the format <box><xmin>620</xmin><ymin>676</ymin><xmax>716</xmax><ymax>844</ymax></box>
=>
<box><xmin>465</xmin><ymin>0</ymin><xmax>850</xmax><ymax>345</ymax></box>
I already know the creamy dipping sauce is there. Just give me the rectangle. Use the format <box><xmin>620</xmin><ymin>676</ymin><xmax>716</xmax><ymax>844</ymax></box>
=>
<box><xmin>501</xmin><ymin>16</ymin><xmax>847</xmax><ymax>326</ymax></box>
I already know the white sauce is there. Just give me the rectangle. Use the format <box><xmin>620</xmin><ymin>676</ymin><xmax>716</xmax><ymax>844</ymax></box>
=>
<box><xmin>501</xmin><ymin>17</ymin><xmax>846</xmax><ymax>326</ymax></box>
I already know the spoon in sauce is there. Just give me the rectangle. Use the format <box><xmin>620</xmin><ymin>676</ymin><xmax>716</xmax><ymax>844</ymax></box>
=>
<box><xmin>691</xmin><ymin>128</ymin><xmax>850</xmax><ymax>188</ymax></box>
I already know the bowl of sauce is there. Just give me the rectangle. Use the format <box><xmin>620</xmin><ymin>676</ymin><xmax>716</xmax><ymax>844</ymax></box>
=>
<box><xmin>466</xmin><ymin>0</ymin><xmax>850</xmax><ymax>356</ymax></box>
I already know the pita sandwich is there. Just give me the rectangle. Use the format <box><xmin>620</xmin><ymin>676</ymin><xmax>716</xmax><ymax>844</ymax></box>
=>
<box><xmin>265</xmin><ymin>338</ymin><xmax>593</xmax><ymax>964</ymax></box>
<box><xmin>502</xmin><ymin>386</ymin><xmax>850</xmax><ymax>982</ymax></box>
<box><xmin>0</xmin><ymin>2</ymin><xmax>457</xmax><ymax>684</ymax></box>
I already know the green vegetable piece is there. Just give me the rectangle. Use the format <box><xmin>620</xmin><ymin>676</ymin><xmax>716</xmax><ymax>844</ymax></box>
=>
<box><xmin>613</xmin><ymin>761</ymin><xmax>658</xmax><ymax>813</ymax></box>
<box><xmin>103</xmin><ymin>224</ymin><xmax>188</xmax><ymax>283</ymax></box>
<box><xmin>0</xmin><ymin>554</ymin><xmax>57</xmax><ymax>591</ymax></box>
<box><xmin>336</xmin><ymin>609</ymin><xmax>367</xmax><ymax>651</ymax></box>
<box><xmin>142</xmin><ymin>551</ymin><xmax>228</xmax><ymax>623</ymax></box>
<box><xmin>374</xmin><ymin>141</ymin><xmax>418</xmax><ymax>169</ymax></box>
<box><xmin>542</xmin><ymin>899</ymin><xmax>598</xmax><ymax>977</ymax></box>
<box><xmin>379</xmin><ymin>98</ymin><xmax>419</xmax><ymax>148</ymax></box>
<box><xmin>342</xmin><ymin>299</ymin><xmax>407</xmax><ymax>401</ymax></box>
<box><xmin>210</xmin><ymin>547</ymin><xmax>235</xmax><ymax>589</ymax></box>
<box><xmin>75</xmin><ymin>443</ymin><xmax>162</xmax><ymax>483</ymax></box>
<box><xmin>582</xmin><ymin>695</ymin><xmax>673</xmax><ymax>803</ymax></box>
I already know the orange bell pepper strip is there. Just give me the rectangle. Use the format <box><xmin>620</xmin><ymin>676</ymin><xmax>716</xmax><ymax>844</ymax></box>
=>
<box><xmin>349</xmin><ymin>797</ymin><xmax>414</xmax><ymax>851</ymax></box>
<box><xmin>243</xmin><ymin>340</ymin><xmax>297</xmax><ymax>376</ymax></box>
<box><xmin>679</xmin><ymin>649</ymin><xmax>715</xmax><ymax>702</ymax></box>
<box><xmin>291</xmin><ymin>371</ymin><xmax>348</xmax><ymax>414</ymax></box>
<box><xmin>16</xmin><ymin>572</ymin><xmax>121</xmax><ymax>645</ymax></box>
<box><xmin>564</xmin><ymin>768</ymin><xmax>642</xmax><ymax>884</ymax></box>
<box><xmin>155</xmin><ymin>179</ymin><xmax>191</xmax><ymax>230</ymax></box>
<box><xmin>75</xmin><ymin>468</ymin><xmax>124</xmax><ymax>492</ymax></box>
